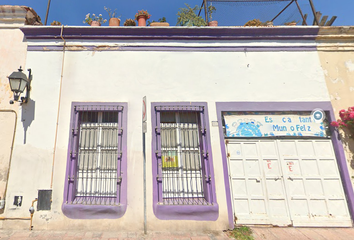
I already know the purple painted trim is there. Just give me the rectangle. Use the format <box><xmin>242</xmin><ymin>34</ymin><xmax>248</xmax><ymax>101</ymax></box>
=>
<box><xmin>154</xmin><ymin>204</ymin><xmax>219</xmax><ymax>221</ymax></box>
<box><xmin>215</xmin><ymin>101</ymin><xmax>354</xmax><ymax>229</ymax></box>
<box><xmin>151</xmin><ymin>102</ymin><xmax>219</xmax><ymax>221</ymax></box>
<box><xmin>62</xmin><ymin>102</ymin><xmax>128</xmax><ymax>219</ymax></box>
<box><xmin>20</xmin><ymin>26</ymin><xmax>319</xmax><ymax>41</ymax></box>
<box><xmin>26</xmin><ymin>45</ymin><xmax>317</xmax><ymax>52</ymax></box>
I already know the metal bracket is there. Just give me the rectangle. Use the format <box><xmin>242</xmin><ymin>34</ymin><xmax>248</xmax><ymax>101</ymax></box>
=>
<box><xmin>117</xmin><ymin>176</ymin><xmax>122</xmax><ymax>184</ymax></box>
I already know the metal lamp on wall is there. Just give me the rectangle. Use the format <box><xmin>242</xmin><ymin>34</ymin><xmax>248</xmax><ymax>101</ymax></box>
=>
<box><xmin>7</xmin><ymin>67</ymin><xmax>32</xmax><ymax>104</ymax></box>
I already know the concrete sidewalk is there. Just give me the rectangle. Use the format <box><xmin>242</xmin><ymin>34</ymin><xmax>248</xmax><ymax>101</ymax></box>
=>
<box><xmin>1</xmin><ymin>228</ymin><xmax>354</xmax><ymax>240</ymax></box>
<box><xmin>251</xmin><ymin>227</ymin><xmax>354</xmax><ymax>240</ymax></box>
<box><xmin>0</xmin><ymin>229</ymin><xmax>231</xmax><ymax>240</ymax></box>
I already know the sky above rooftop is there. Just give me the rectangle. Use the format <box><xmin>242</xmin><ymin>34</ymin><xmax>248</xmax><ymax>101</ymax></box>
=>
<box><xmin>1</xmin><ymin>0</ymin><xmax>353</xmax><ymax>26</ymax></box>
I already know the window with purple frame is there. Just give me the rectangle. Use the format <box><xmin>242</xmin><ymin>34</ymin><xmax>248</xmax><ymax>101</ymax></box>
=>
<box><xmin>152</xmin><ymin>103</ymin><xmax>218</xmax><ymax>220</ymax></box>
<box><xmin>62</xmin><ymin>103</ymin><xmax>127</xmax><ymax>219</ymax></box>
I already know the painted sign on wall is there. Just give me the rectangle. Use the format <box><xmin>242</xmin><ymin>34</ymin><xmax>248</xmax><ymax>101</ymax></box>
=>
<box><xmin>224</xmin><ymin>112</ymin><xmax>327</xmax><ymax>138</ymax></box>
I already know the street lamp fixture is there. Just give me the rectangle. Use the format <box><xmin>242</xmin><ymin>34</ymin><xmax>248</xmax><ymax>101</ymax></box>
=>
<box><xmin>7</xmin><ymin>66</ymin><xmax>32</xmax><ymax>104</ymax></box>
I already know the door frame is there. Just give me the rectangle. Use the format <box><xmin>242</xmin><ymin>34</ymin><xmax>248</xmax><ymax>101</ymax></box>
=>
<box><xmin>216</xmin><ymin>101</ymin><xmax>354</xmax><ymax>229</ymax></box>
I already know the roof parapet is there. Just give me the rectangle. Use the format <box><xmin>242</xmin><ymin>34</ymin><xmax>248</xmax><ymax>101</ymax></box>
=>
<box><xmin>0</xmin><ymin>5</ymin><xmax>42</xmax><ymax>28</ymax></box>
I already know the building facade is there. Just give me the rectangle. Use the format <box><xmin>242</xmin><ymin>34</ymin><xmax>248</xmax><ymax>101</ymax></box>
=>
<box><xmin>1</xmin><ymin>6</ymin><xmax>354</xmax><ymax>231</ymax></box>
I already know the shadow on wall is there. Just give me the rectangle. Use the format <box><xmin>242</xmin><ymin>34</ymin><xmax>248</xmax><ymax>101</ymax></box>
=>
<box><xmin>340</xmin><ymin>129</ymin><xmax>354</xmax><ymax>170</ymax></box>
<box><xmin>21</xmin><ymin>99</ymin><xmax>35</xmax><ymax>144</ymax></box>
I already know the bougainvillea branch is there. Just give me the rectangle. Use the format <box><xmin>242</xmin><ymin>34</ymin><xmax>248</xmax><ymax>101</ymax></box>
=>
<box><xmin>331</xmin><ymin>107</ymin><xmax>354</xmax><ymax>139</ymax></box>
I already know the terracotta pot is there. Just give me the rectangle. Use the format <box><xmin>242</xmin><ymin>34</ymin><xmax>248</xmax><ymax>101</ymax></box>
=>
<box><xmin>90</xmin><ymin>21</ymin><xmax>101</xmax><ymax>26</ymax></box>
<box><xmin>150</xmin><ymin>22</ymin><xmax>170</xmax><ymax>27</ymax></box>
<box><xmin>137</xmin><ymin>15</ymin><xmax>147</xmax><ymax>26</ymax></box>
<box><xmin>109</xmin><ymin>18</ymin><xmax>120</xmax><ymax>26</ymax></box>
<box><xmin>208</xmin><ymin>21</ymin><xmax>218</xmax><ymax>27</ymax></box>
<box><xmin>287</xmin><ymin>22</ymin><xmax>297</xmax><ymax>26</ymax></box>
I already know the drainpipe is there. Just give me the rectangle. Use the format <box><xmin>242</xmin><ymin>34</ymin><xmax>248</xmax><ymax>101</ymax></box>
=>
<box><xmin>50</xmin><ymin>25</ymin><xmax>66</xmax><ymax>189</ymax></box>
<box><xmin>0</xmin><ymin>110</ymin><xmax>17</xmax><ymax>211</ymax></box>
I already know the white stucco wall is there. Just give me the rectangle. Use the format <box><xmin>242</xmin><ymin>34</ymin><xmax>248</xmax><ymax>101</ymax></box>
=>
<box><xmin>2</xmin><ymin>33</ymin><xmax>330</xmax><ymax>231</ymax></box>
<box><xmin>0</xmin><ymin>25</ymin><xmax>27</xmax><ymax>219</ymax></box>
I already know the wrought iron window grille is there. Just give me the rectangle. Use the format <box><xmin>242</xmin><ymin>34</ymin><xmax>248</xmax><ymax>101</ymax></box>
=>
<box><xmin>154</xmin><ymin>105</ymin><xmax>213</xmax><ymax>206</ymax></box>
<box><xmin>65</xmin><ymin>104</ymin><xmax>124</xmax><ymax>206</ymax></box>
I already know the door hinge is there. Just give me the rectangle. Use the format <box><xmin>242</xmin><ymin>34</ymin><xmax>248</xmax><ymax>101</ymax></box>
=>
<box><xmin>225</xmin><ymin>139</ymin><xmax>229</xmax><ymax>144</ymax></box>
<box><xmin>227</xmin><ymin>153</ymin><xmax>230</xmax><ymax>158</ymax></box>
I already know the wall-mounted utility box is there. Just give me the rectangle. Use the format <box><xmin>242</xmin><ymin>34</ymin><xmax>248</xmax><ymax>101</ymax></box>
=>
<box><xmin>37</xmin><ymin>190</ymin><xmax>52</xmax><ymax>211</ymax></box>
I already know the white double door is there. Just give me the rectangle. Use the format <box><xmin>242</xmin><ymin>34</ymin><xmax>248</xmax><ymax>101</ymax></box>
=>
<box><xmin>227</xmin><ymin>139</ymin><xmax>352</xmax><ymax>227</ymax></box>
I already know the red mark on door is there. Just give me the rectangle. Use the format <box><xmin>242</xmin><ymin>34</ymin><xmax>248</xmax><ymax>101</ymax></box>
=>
<box><xmin>287</xmin><ymin>161</ymin><xmax>294</xmax><ymax>172</ymax></box>
<box><xmin>266</xmin><ymin>160</ymin><xmax>272</xmax><ymax>169</ymax></box>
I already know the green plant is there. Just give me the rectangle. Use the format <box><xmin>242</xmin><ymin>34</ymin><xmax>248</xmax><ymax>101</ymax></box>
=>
<box><xmin>208</xmin><ymin>5</ymin><xmax>216</xmax><ymax>21</ymax></box>
<box><xmin>228</xmin><ymin>226</ymin><xmax>254</xmax><ymax>240</ymax></box>
<box><xmin>135</xmin><ymin>10</ymin><xmax>151</xmax><ymax>20</ymax></box>
<box><xmin>148</xmin><ymin>17</ymin><xmax>167</xmax><ymax>26</ymax></box>
<box><xmin>104</xmin><ymin>6</ymin><xmax>120</xmax><ymax>19</ymax></box>
<box><xmin>244</xmin><ymin>19</ymin><xmax>263</xmax><ymax>26</ymax></box>
<box><xmin>50</xmin><ymin>20</ymin><xmax>62</xmax><ymax>26</ymax></box>
<box><xmin>176</xmin><ymin>4</ymin><xmax>206</xmax><ymax>27</ymax></box>
<box><xmin>83</xmin><ymin>13</ymin><xmax>107</xmax><ymax>25</ymax></box>
<box><xmin>124</xmin><ymin>18</ymin><xmax>136</xmax><ymax>26</ymax></box>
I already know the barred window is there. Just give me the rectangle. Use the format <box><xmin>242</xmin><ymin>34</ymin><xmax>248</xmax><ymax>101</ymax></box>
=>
<box><xmin>64</xmin><ymin>104</ymin><xmax>126</xmax><ymax>208</ymax></box>
<box><xmin>153</xmin><ymin>104</ymin><xmax>215</xmax><ymax>207</ymax></box>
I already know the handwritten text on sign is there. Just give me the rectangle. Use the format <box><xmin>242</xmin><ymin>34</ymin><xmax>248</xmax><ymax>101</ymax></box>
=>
<box><xmin>224</xmin><ymin>112</ymin><xmax>327</xmax><ymax>138</ymax></box>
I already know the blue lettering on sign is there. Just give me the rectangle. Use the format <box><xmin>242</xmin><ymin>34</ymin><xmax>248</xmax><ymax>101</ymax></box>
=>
<box><xmin>299</xmin><ymin>116</ymin><xmax>312</xmax><ymax>123</ymax></box>
<box><xmin>273</xmin><ymin>125</ymin><xmax>287</xmax><ymax>131</ymax></box>
<box><xmin>296</xmin><ymin>125</ymin><xmax>306</xmax><ymax>131</ymax></box>
<box><xmin>282</xmin><ymin>117</ymin><xmax>292</xmax><ymax>123</ymax></box>
<box><xmin>265</xmin><ymin>116</ymin><xmax>273</xmax><ymax>123</ymax></box>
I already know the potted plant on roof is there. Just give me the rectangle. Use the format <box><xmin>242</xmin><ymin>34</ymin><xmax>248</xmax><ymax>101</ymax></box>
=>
<box><xmin>176</xmin><ymin>4</ymin><xmax>206</xmax><ymax>27</ymax></box>
<box><xmin>50</xmin><ymin>20</ymin><xmax>62</xmax><ymax>26</ymax></box>
<box><xmin>135</xmin><ymin>10</ymin><xmax>151</xmax><ymax>26</ymax></box>
<box><xmin>149</xmin><ymin>17</ymin><xmax>170</xmax><ymax>27</ymax></box>
<box><xmin>83</xmin><ymin>13</ymin><xmax>107</xmax><ymax>26</ymax></box>
<box><xmin>285</xmin><ymin>20</ymin><xmax>298</xmax><ymax>26</ymax></box>
<box><xmin>244</xmin><ymin>19</ymin><xmax>263</xmax><ymax>27</ymax></box>
<box><xmin>105</xmin><ymin>6</ymin><xmax>120</xmax><ymax>26</ymax></box>
<box><xmin>124</xmin><ymin>18</ymin><xmax>136</xmax><ymax>26</ymax></box>
<box><xmin>207</xmin><ymin>5</ymin><xmax>217</xmax><ymax>26</ymax></box>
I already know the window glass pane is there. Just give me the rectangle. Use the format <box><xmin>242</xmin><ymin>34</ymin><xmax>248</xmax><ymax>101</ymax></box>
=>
<box><xmin>161</xmin><ymin>112</ymin><xmax>176</xmax><ymax>123</ymax></box>
<box><xmin>102</xmin><ymin>111</ymin><xmax>118</xmax><ymax>123</ymax></box>
<box><xmin>79</xmin><ymin>124</ymin><xmax>98</xmax><ymax>149</ymax></box>
<box><xmin>80</xmin><ymin>111</ymin><xmax>98</xmax><ymax>123</ymax></box>
<box><xmin>179</xmin><ymin>112</ymin><xmax>198</xmax><ymax>124</ymax></box>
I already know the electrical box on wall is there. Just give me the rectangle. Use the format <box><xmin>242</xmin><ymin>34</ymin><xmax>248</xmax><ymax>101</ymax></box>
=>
<box><xmin>37</xmin><ymin>190</ymin><xmax>52</xmax><ymax>211</ymax></box>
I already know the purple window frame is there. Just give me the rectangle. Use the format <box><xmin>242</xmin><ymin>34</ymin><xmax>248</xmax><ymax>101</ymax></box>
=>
<box><xmin>216</xmin><ymin>101</ymin><xmax>354</xmax><ymax>229</ymax></box>
<box><xmin>62</xmin><ymin>102</ymin><xmax>128</xmax><ymax>219</ymax></box>
<box><xmin>151</xmin><ymin>102</ymin><xmax>218</xmax><ymax>221</ymax></box>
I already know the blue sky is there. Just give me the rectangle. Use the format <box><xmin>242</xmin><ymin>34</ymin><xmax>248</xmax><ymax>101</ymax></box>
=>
<box><xmin>1</xmin><ymin>0</ymin><xmax>353</xmax><ymax>26</ymax></box>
